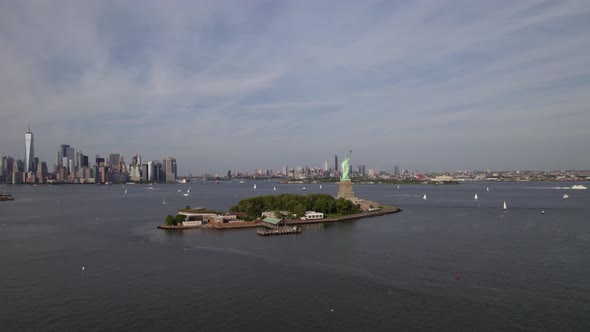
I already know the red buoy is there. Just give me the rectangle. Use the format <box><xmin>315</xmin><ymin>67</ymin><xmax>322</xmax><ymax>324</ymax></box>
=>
<box><xmin>456</xmin><ymin>274</ymin><xmax>461</xmax><ymax>280</ymax></box>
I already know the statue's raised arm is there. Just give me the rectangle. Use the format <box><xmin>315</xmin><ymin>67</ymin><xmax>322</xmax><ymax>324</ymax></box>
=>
<box><xmin>340</xmin><ymin>150</ymin><xmax>352</xmax><ymax>181</ymax></box>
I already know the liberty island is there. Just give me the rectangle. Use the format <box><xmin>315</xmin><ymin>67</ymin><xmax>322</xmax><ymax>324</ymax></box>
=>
<box><xmin>158</xmin><ymin>149</ymin><xmax>397</xmax><ymax>232</ymax></box>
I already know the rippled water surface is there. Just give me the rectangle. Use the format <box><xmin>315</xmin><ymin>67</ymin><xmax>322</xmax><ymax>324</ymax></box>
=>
<box><xmin>1</xmin><ymin>181</ymin><xmax>589</xmax><ymax>331</ymax></box>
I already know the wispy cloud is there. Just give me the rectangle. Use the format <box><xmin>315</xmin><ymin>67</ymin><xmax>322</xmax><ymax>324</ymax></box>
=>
<box><xmin>1</xmin><ymin>0</ymin><xmax>589</xmax><ymax>172</ymax></box>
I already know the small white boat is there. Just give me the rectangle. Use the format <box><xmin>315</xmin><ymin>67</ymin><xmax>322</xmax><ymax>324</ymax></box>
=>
<box><xmin>571</xmin><ymin>185</ymin><xmax>587</xmax><ymax>190</ymax></box>
<box><xmin>397</xmin><ymin>185</ymin><xmax>400</xmax><ymax>189</ymax></box>
<box><xmin>541</xmin><ymin>210</ymin><xmax>545</xmax><ymax>214</ymax></box>
<box><xmin>253</xmin><ymin>184</ymin><xmax>257</xmax><ymax>189</ymax></box>
<box><xmin>147</xmin><ymin>186</ymin><xmax>154</xmax><ymax>190</ymax></box>
<box><xmin>163</xmin><ymin>197</ymin><xmax>166</xmax><ymax>205</ymax></box>
<box><xmin>502</xmin><ymin>201</ymin><xmax>507</xmax><ymax>210</ymax></box>
<box><xmin>563</xmin><ymin>194</ymin><xmax>569</xmax><ymax>199</ymax></box>
<box><xmin>177</xmin><ymin>189</ymin><xmax>182</xmax><ymax>192</ymax></box>
<box><xmin>273</xmin><ymin>187</ymin><xmax>276</xmax><ymax>191</ymax></box>
<box><xmin>486</xmin><ymin>187</ymin><xmax>489</xmax><ymax>192</ymax></box>
<box><xmin>183</xmin><ymin>193</ymin><xmax>189</xmax><ymax>197</ymax></box>
<box><xmin>302</xmin><ymin>187</ymin><xmax>307</xmax><ymax>191</ymax></box>
<box><xmin>474</xmin><ymin>193</ymin><xmax>478</xmax><ymax>200</ymax></box>
<box><xmin>124</xmin><ymin>189</ymin><xmax>127</xmax><ymax>194</ymax></box>
<box><xmin>239</xmin><ymin>180</ymin><xmax>244</xmax><ymax>184</ymax></box>
<box><xmin>320</xmin><ymin>185</ymin><xmax>323</xmax><ymax>189</ymax></box>
<box><xmin>187</xmin><ymin>188</ymin><xmax>190</xmax><ymax>193</ymax></box>
<box><xmin>423</xmin><ymin>194</ymin><xmax>427</xmax><ymax>200</ymax></box>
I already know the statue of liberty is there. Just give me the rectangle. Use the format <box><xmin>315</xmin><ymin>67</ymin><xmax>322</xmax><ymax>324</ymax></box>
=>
<box><xmin>340</xmin><ymin>150</ymin><xmax>352</xmax><ymax>181</ymax></box>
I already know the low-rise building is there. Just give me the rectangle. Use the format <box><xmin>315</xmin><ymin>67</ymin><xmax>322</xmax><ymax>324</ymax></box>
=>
<box><xmin>262</xmin><ymin>217</ymin><xmax>284</xmax><ymax>229</ymax></box>
<box><xmin>182</xmin><ymin>220</ymin><xmax>202</xmax><ymax>226</ymax></box>
<box><xmin>303</xmin><ymin>211</ymin><xmax>324</xmax><ymax>220</ymax></box>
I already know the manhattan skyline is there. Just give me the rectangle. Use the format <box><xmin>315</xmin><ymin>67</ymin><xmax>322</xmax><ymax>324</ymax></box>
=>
<box><xmin>1</xmin><ymin>1</ymin><xmax>590</xmax><ymax>173</ymax></box>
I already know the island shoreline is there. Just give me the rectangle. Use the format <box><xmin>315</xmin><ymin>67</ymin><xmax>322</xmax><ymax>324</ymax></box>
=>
<box><xmin>157</xmin><ymin>206</ymin><xmax>402</xmax><ymax>230</ymax></box>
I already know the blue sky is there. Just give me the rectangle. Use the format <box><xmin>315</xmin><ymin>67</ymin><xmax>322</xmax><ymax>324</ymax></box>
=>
<box><xmin>1</xmin><ymin>0</ymin><xmax>589</xmax><ymax>174</ymax></box>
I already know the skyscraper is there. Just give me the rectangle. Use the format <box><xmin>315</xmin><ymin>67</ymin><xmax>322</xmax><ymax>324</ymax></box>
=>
<box><xmin>335</xmin><ymin>154</ymin><xmax>338</xmax><ymax>172</ymax></box>
<box><xmin>24</xmin><ymin>126</ymin><xmax>35</xmax><ymax>173</ymax></box>
<box><xmin>163</xmin><ymin>157</ymin><xmax>177</xmax><ymax>182</ymax></box>
<box><xmin>147</xmin><ymin>161</ymin><xmax>155</xmax><ymax>181</ymax></box>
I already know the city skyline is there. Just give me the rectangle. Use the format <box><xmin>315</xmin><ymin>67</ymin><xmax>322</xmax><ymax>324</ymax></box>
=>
<box><xmin>1</xmin><ymin>1</ymin><xmax>590</xmax><ymax>172</ymax></box>
<box><xmin>2</xmin><ymin>127</ymin><xmax>590</xmax><ymax>179</ymax></box>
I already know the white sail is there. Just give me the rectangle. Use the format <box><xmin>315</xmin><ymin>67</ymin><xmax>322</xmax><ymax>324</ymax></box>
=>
<box><xmin>163</xmin><ymin>197</ymin><xmax>166</xmax><ymax>205</ymax></box>
<box><xmin>503</xmin><ymin>201</ymin><xmax>507</xmax><ymax>210</ymax></box>
<box><xmin>124</xmin><ymin>189</ymin><xmax>127</xmax><ymax>194</ymax></box>
<box><xmin>423</xmin><ymin>194</ymin><xmax>427</xmax><ymax>200</ymax></box>
<box><xmin>320</xmin><ymin>185</ymin><xmax>322</xmax><ymax>189</ymax></box>
<box><xmin>254</xmin><ymin>184</ymin><xmax>257</xmax><ymax>189</ymax></box>
<box><xmin>273</xmin><ymin>187</ymin><xmax>276</xmax><ymax>191</ymax></box>
<box><xmin>474</xmin><ymin>193</ymin><xmax>478</xmax><ymax>200</ymax></box>
<box><xmin>486</xmin><ymin>187</ymin><xmax>490</xmax><ymax>192</ymax></box>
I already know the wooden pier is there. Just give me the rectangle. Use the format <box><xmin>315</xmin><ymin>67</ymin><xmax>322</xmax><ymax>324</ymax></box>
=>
<box><xmin>257</xmin><ymin>226</ymin><xmax>301</xmax><ymax>236</ymax></box>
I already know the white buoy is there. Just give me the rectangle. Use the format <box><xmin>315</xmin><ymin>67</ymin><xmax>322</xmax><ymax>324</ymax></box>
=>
<box><xmin>82</xmin><ymin>267</ymin><xmax>85</xmax><ymax>271</ymax></box>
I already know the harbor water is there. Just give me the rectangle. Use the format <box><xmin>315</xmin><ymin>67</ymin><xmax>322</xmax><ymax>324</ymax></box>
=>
<box><xmin>1</xmin><ymin>181</ymin><xmax>589</xmax><ymax>331</ymax></box>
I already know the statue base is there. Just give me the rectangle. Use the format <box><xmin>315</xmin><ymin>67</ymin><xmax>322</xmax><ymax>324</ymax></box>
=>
<box><xmin>337</xmin><ymin>179</ymin><xmax>356</xmax><ymax>201</ymax></box>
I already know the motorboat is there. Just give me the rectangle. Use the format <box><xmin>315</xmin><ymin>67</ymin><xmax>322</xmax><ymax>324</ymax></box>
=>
<box><xmin>571</xmin><ymin>185</ymin><xmax>587</xmax><ymax>190</ymax></box>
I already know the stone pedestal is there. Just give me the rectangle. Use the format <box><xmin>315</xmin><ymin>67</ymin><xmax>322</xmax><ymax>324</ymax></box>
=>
<box><xmin>337</xmin><ymin>180</ymin><xmax>356</xmax><ymax>201</ymax></box>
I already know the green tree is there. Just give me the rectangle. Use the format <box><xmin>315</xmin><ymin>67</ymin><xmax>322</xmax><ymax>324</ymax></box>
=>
<box><xmin>165</xmin><ymin>215</ymin><xmax>175</xmax><ymax>226</ymax></box>
<box><xmin>174</xmin><ymin>214</ymin><xmax>186</xmax><ymax>225</ymax></box>
<box><xmin>293</xmin><ymin>203</ymin><xmax>306</xmax><ymax>217</ymax></box>
<box><xmin>335</xmin><ymin>198</ymin><xmax>359</xmax><ymax>215</ymax></box>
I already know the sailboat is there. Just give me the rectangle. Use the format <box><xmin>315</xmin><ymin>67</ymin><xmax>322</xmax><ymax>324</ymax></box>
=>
<box><xmin>320</xmin><ymin>185</ymin><xmax>322</xmax><ymax>189</ymax></box>
<box><xmin>423</xmin><ymin>194</ymin><xmax>427</xmax><ymax>200</ymax></box>
<box><xmin>183</xmin><ymin>188</ymin><xmax>190</xmax><ymax>197</ymax></box>
<box><xmin>562</xmin><ymin>194</ymin><xmax>569</xmax><ymax>199</ymax></box>
<box><xmin>124</xmin><ymin>189</ymin><xmax>127</xmax><ymax>194</ymax></box>
<box><xmin>474</xmin><ymin>193</ymin><xmax>478</xmax><ymax>200</ymax></box>
<box><xmin>253</xmin><ymin>184</ymin><xmax>257</xmax><ymax>189</ymax></box>
<box><xmin>502</xmin><ymin>201</ymin><xmax>507</xmax><ymax>210</ymax></box>
<box><xmin>163</xmin><ymin>197</ymin><xmax>167</xmax><ymax>205</ymax></box>
<box><xmin>397</xmin><ymin>185</ymin><xmax>400</xmax><ymax>189</ymax></box>
<box><xmin>273</xmin><ymin>186</ymin><xmax>276</xmax><ymax>191</ymax></box>
<box><xmin>486</xmin><ymin>187</ymin><xmax>490</xmax><ymax>192</ymax></box>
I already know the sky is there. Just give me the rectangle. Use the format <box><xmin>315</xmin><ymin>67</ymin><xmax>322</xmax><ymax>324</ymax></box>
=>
<box><xmin>1</xmin><ymin>0</ymin><xmax>589</xmax><ymax>175</ymax></box>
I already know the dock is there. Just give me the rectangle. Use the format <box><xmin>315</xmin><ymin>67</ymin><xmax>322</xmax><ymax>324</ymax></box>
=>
<box><xmin>257</xmin><ymin>226</ymin><xmax>301</xmax><ymax>236</ymax></box>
